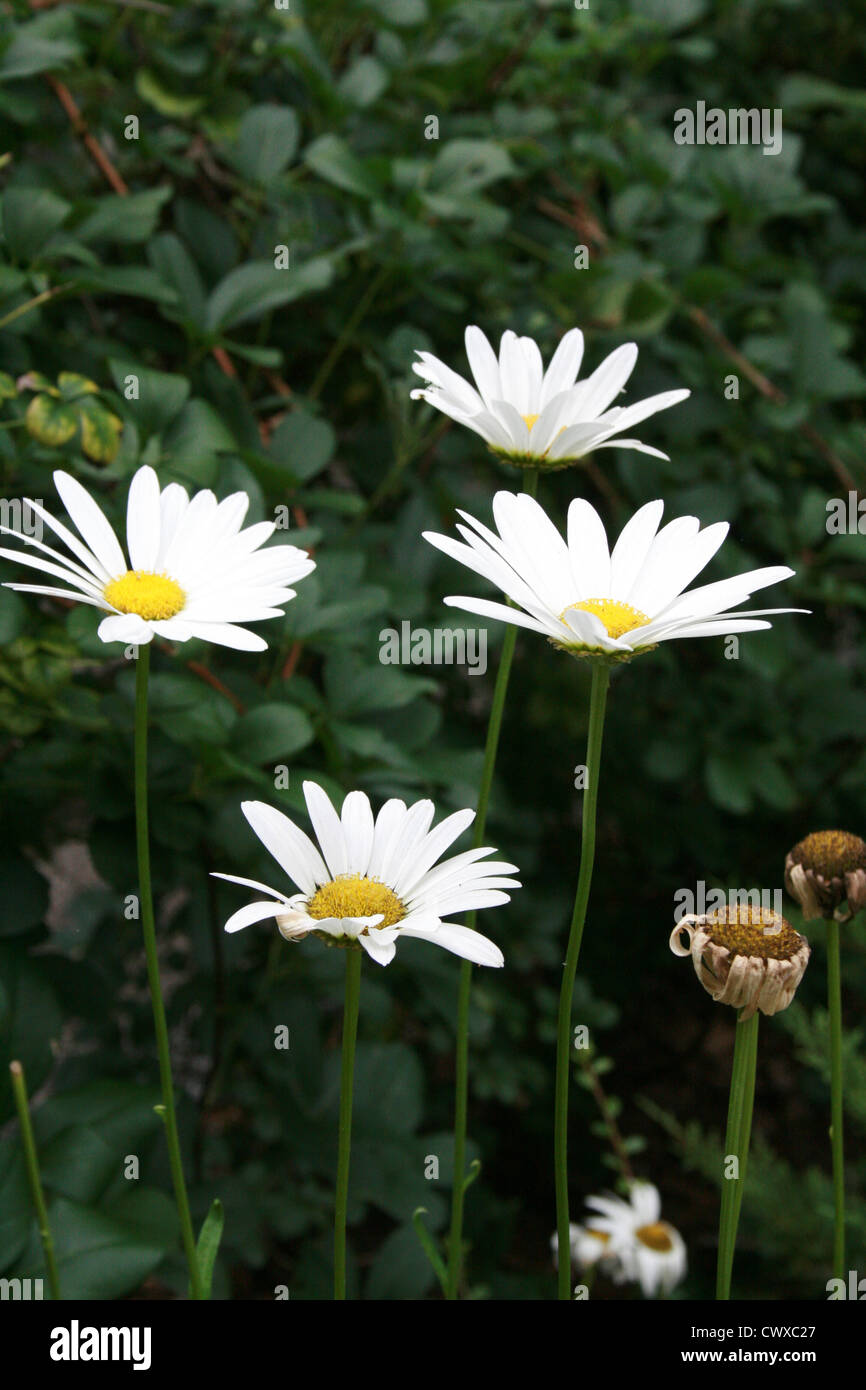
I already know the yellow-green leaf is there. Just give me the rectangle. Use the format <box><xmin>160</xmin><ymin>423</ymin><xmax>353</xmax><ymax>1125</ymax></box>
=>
<box><xmin>78</xmin><ymin>399</ymin><xmax>123</xmax><ymax>463</ymax></box>
<box><xmin>25</xmin><ymin>393</ymin><xmax>78</xmax><ymax>446</ymax></box>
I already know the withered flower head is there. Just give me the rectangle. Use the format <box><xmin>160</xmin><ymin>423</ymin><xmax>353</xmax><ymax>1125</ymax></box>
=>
<box><xmin>670</xmin><ymin>905</ymin><xmax>810</xmax><ymax>1021</ymax></box>
<box><xmin>785</xmin><ymin>830</ymin><xmax>866</xmax><ymax>923</ymax></box>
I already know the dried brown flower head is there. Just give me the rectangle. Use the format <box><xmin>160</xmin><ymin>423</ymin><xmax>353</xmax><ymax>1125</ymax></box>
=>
<box><xmin>670</xmin><ymin>904</ymin><xmax>810</xmax><ymax>1021</ymax></box>
<box><xmin>785</xmin><ymin>830</ymin><xmax>866</xmax><ymax>923</ymax></box>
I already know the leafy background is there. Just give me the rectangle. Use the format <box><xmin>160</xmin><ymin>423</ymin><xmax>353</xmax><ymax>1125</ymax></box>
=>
<box><xmin>0</xmin><ymin>0</ymin><xmax>864</xmax><ymax>1300</ymax></box>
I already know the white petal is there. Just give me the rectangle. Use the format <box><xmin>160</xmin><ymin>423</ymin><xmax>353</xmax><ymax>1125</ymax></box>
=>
<box><xmin>393</xmin><ymin>808</ymin><xmax>476</xmax><ymax>897</ymax></box>
<box><xmin>211</xmin><ymin>871</ymin><xmax>289</xmax><ymax>899</ymax></box>
<box><xmin>594</xmin><ymin>388</ymin><xmax>690</xmax><ymax>434</ymax></box>
<box><xmin>224</xmin><ymin>900</ymin><xmax>284</xmax><ymax>934</ymax></box>
<box><xmin>567</xmin><ymin>498</ymin><xmax>610</xmax><ymax>597</ymax></box>
<box><xmin>631</xmin><ymin>520</ymin><xmax>729</xmax><ymax>615</ymax></box>
<box><xmin>442</xmin><ymin>595</ymin><xmax>554</xmax><ymax>637</ymax></box>
<box><xmin>592</xmin><ymin>438</ymin><xmax>671</xmax><ymax>460</ymax></box>
<box><xmin>341</xmin><ymin>790</ymin><xmax>375</xmax><ymax>877</ymax></box>
<box><xmin>241</xmin><ymin>800</ymin><xmax>329</xmax><ymax>895</ymax></box>
<box><xmin>368</xmin><ymin>798</ymin><xmax>408</xmax><ymax>882</ymax></box>
<box><xmin>540</xmin><ymin>327</ymin><xmax>585</xmax><ymax>408</ymax></box>
<box><xmin>498</xmin><ymin>330</ymin><xmax>531</xmax><ymax>413</ymax></box>
<box><xmin>0</xmin><ymin>523</ymin><xmax>108</xmax><ymax>591</ymax></box>
<box><xmin>53</xmin><ymin>471</ymin><xmax>126</xmax><ymax>578</ymax></box>
<box><xmin>23</xmin><ymin>497</ymin><xmax>111</xmax><ymax>584</ymax></box>
<box><xmin>4</xmin><ymin>582</ymin><xmax>106</xmax><ymax>608</ymax></box>
<box><xmin>0</xmin><ymin>545</ymin><xmax>106</xmax><ymax>599</ymax></box>
<box><xmin>97</xmin><ymin>613</ymin><xmax>153</xmax><ymax>645</ymax></box>
<box><xmin>608</xmin><ymin>501</ymin><xmax>664</xmax><ymax>600</ymax></box>
<box><xmin>303</xmin><ymin>781</ymin><xmax>350</xmax><ymax>878</ymax></box>
<box><xmin>400</xmin><ymin>919</ymin><xmax>504</xmax><ymax>967</ymax></box>
<box><xmin>464</xmin><ymin>325</ymin><xmax>501</xmax><ymax>408</ymax></box>
<box><xmin>182</xmin><ymin>621</ymin><xmax>269</xmax><ymax>651</ymax></box>
<box><xmin>577</xmin><ymin>342</ymin><xmax>638</xmax><ymax>418</ymax></box>
<box><xmin>359</xmin><ymin>928</ymin><xmax>398</xmax><ymax>966</ymax></box>
<box><xmin>126</xmin><ymin>466</ymin><xmax>162</xmax><ymax>572</ymax></box>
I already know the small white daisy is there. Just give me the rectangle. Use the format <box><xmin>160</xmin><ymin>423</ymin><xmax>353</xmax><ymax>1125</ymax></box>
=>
<box><xmin>551</xmin><ymin>1223</ymin><xmax>621</xmax><ymax>1277</ymax></box>
<box><xmin>213</xmin><ymin>781</ymin><xmax>520</xmax><ymax>967</ymax></box>
<box><xmin>424</xmin><ymin>491</ymin><xmax>805</xmax><ymax>661</ymax></box>
<box><xmin>0</xmin><ymin>465</ymin><xmax>315</xmax><ymax>651</ymax></box>
<box><xmin>584</xmin><ymin>1182</ymin><xmax>687</xmax><ymax>1298</ymax></box>
<box><xmin>410</xmin><ymin>325</ymin><xmax>690</xmax><ymax>468</ymax></box>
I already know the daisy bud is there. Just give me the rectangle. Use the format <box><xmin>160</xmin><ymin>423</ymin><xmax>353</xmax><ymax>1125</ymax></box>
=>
<box><xmin>784</xmin><ymin>830</ymin><xmax>866</xmax><ymax>923</ymax></box>
<box><xmin>670</xmin><ymin>907</ymin><xmax>810</xmax><ymax>1021</ymax></box>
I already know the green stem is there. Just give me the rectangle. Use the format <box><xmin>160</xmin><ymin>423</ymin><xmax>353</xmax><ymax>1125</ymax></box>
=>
<box><xmin>445</xmin><ymin>467</ymin><xmax>539</xmax><ymax>1301</ymax></box>
<box><xmin>716</xmin><ymin>1010</ymin><xmax>759</xmax><ymax>1300</ymax></box>
<box><xmin>554</xmin><ymin>660</ymin><xmax>611</xmax><ymax>1300</ymax></box>
<box><xmin>827</xmin><ymin>919</ymin><xmax>845</xmax><ymax>1279</ymax></box>
<box><xmin>134</xmin><ymin>646</ymin><xmax>203</xmax><ymax>1300</ymax></box>
<box><xmin>9</xmin><ymin>1060</ymin><xmax>61</xmax><ymax>1300</ymax></box>
<box><xmin>334</xmin><ymin>947</ymin><xmax>362</xmax><ymax>1300</ymax></box>
<box><xmin>308</xmin><ymin>267</ymin><xmax>388</xmax><ymax>402</ymax></box>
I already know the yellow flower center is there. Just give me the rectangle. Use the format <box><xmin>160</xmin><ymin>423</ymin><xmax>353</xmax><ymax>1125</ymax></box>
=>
<box><xmin>789</xmin><ymin>830</ymin><xmax>866</xmax><ymax>880</ymax></box>
<box><xmin>521</xmin><ymin>413</ymin><xmax>539</xmax><ymax>430</ymax></box>
<box><xmin>704</xmin><ymin>906</ymin><xmax>803</xmax><ymax>961</ymax></box>
<box><xmin>560</xmin><ymin>597</ymin><xmax>650</xmax><ymax>641</ymax></box>
<box><xmin>307</xmin><ymin>874</ymin><xmax>405</xmax><ymax>928</ymax></box>
<box><xmin>635</xmin><ymin>1222</ymin><xmax>674</xmax><ymax>1254</ymax></box>
<box><xmin>586</xmin><ymin>1229</ymin><xmax>611</xmax><ymax>1245</ymax></box>
<box><xmin>104</xmin><ymin>570</ymin><xmax>185</xmax><ymax>621</ymax></box>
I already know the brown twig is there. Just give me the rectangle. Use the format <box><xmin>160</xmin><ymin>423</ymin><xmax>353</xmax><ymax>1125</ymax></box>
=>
<box><xmin>186</xmin><ymin>661</ymin><xmax>246</xmax><ymax>714</ymax></box>
<box><xmin>44</xmin><ymin>75</ymin><xmax>129</xmax><ymax>195</ymax></box>
<box><xmin>534</xmin><ymin>188</ymin><xmax>862</xmax><ymax>496</ymax></box>
<box><xmin>686</xmin><ymin>306</ymin><xmax>859</xmax><ymax>495</ymax></box>
<box><xmin>577</xmin><ymin>1051</ymin><xmax>636</xmax><ymax>1184</ymax></box>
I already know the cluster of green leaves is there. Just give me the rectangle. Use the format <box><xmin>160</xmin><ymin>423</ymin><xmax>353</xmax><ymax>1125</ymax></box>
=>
<box><xmin>1</xmin><ymin>0</ymin><xmax>864</xmax><ymax>1298</ymax></box>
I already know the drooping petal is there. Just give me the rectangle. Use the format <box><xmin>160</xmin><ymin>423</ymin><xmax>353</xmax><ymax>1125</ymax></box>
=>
<box><xmin>53</xmin><ymin>471</ymin><xmax>127</xmax><ymax>578</ymax></box>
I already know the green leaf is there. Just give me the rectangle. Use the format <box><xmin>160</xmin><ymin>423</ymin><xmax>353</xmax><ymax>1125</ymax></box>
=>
<box><xmin>109</xmin><ymin>359</ymin><xmax>190</xmax><ymax>438</ymax></box>
<box><xmin>64</xmin><ymin>265</ymin><xmax>179</xmax><ymax>304</ymax></box>
<box><xmin>56</xmin><ymin>372</ymin><xmax>98</xmax><ymax>401</ymax></box>
<box><xmin>303</xmin><ymin>134</ymin><xmax>382</xmax><ymax>199</ymax></box>
<box><xmin>234</xmin><ymin>105</ymin><xmax>299</xmax><ymax>184</ymax></box>
<box><xmin>233</xmin><ymin>703</ymin><xmax>315</xmax><ymax>763</ymax></box>
<box><xmin>163</xmin><ymin>399</ymin><xmax>236</xmax><ymax>473</ymax></box>
<box><xmin>338</xmin><ymin>57</ymin><xmax>388</xmax><ymax>108</ymax></box>
<box><xmin>147</xmin><ymin>232</ymin><xmax>207</xmax><ymax>328</ymax></box>
<box><xmin>779</xmin><ymin>74</ymin><xmax>866</xmax><ymax>114</ymax></box>
<box><xmin>366</xmin><ymin>1219</ymin><xmax>440</xmax><ymax>1300</ymax></box>
<box><xmin>39</xmin><ymin>1125</ymin><xmax>118</xmax><ymax>1205</ymax></box>
<box><xmin>2</xmin><ymin>187</ymin><xmax>70</xmax><ymax>261</ymax></box>
<box><xmin>0</xmin><ymin>13</ymin><xmax>82</xmax><ymax>82</ymax></box>
<box><xmin>427</xmin><ymin>139</ymin><xmax>515</xmax><ymax>195</ymax></box>
<box><xmin>135</xmin><ymin>67</ymin><xmax>205</xmax><ymax>117</ymax></box>
<box><xmin>268</xmin><ymin>410</ymin><xmax>336</xmax><ymax>481</ymax></box>
<box><xmin>368</xmin><ymin>0</ymin><xmax>429</xmax><ymax>26</ymax></box>
<box><xmin>76</xmin><ymin>188</ymin><xmax>173</xmax><ymax>247</ymax></box>
<box><xmin>30</xmin><ymin>1198</ymin><xmax>168</xmax><ymax>1299</ymax></box>
<box><xmin>205</xmin><ymin>256</ymin><xmax>334</xmax><ymax>332</ymax></box>
<box><xmin>705</xmin><ymin>754</ymin><xmax>753</xmax><ymax>814</ymax></box>
<box><xmin>0</xmin><ymin>1137</ymin><xmax>30</xmax><ymax>1270</ymax></box>
<box><xmin>193</xmin><ymin>1198</ymin><xmax>224</xmax><ymax>1300</ymax></box>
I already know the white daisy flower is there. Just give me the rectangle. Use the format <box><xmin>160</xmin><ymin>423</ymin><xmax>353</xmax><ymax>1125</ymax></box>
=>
<box><xmin>584</xmin><ymin>1182</ymin><xmax>687</xmax><ymax>1298</ymax></box>
<box><xmin>410</xmin><ymin>325</ymin><xmax>690</xmax><ymax>468</ymax></box>
<box><xmin>424</xmin><ymin>492</ymin><xmax>806</xmax><ymax>662</ymax></box>
<box><xmin>0</xmin><ymin>465</ymin><xmax>315</xmax><ymax>652</ymax></box>
<box><xmin>551</xmin><ymin>1223</ymin><xmax>621</xmax><ymax>1276</ymax></box>
<box><xmin>213</xmin><ymin>781</ymin><xmax>520</xmax><ymax>967</ymax></box>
